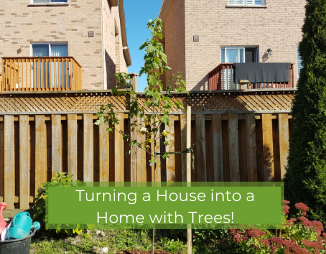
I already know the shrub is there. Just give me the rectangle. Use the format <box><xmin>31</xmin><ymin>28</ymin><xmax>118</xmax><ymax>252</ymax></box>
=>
<box><xmin>226</xmin><ymin>200</ymin><xmax>326</xmax><ymax>253</ymax></box>
<box><xmin>32</xmin><ymin>172</ymin><xmax>84</xmax><ymax>236</ymax></box>
<box><xmin>283</xmin><ymin>0</ymin><xmax>326</xmax><ymax>225</ymax></box>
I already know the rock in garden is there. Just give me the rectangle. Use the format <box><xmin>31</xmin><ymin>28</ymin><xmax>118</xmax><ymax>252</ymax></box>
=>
<box><xmin>101</xmin><ymin>247</ymin><xmax>109</xmax><ymax>253</ymax></box>
<box><xmin>96</xmin><ymin>230</ymin><xmax>106</xmax><ymax>237</ymax></box>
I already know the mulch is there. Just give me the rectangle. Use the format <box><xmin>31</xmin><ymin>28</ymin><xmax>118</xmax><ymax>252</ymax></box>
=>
<box><xmin>118</xmin><ymin>251</ymin><xmax>176</xmax><ymax>254</ymax></box>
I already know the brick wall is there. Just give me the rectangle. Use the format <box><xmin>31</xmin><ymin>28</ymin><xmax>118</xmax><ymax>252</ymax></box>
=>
<box><xmin>103</xmin><ymin>0</ymin><xmax>128</xmax><ymax>89</ymax></box>
<box><xmin>162</xmin><ymin>0</ymin><xmax>305</xmax><ymax>90</ymax></box>
<box><xmin>0</xmin><ymin>0</ymin><xmax>127</xmax><ymax>90</ymax></box>
<box><xmin>164</xmin><ymin>0</ymin><xmax>186</xmax><ymax>87</ymax></box>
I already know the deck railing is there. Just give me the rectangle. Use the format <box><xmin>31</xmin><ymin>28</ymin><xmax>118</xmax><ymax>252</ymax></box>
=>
<box><xmin>208</xmin><ymin>63</ymin><xmax>294</xmax><ymax>90</ymax></box>
<box><xmin>1</xmin><ymin>57</ymin><xmax>82</xmax><ymax>91</ymax></box>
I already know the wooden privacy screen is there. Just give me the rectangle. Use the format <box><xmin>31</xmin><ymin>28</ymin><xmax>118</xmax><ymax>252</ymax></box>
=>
<box><xmin>0</xmin><ymin>113</ymin><xmax>291</xmax><ymax>209</ymax></box>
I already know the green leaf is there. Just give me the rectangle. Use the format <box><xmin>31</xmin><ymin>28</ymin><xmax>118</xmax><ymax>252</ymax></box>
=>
<box><xmin>161</xmin><ymin>115</ymin><xmax>169</xmax><ymax>125</ymax></box>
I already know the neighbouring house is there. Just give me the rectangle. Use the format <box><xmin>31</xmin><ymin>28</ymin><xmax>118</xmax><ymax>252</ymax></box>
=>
<box><xmin>159</xmin><ymin>0</ymin><xmax>305</xmax><ymax>91</ymax></box>
<box><xmin>0</xmin><ymin>0</ymin><xmax>132</xmax><ymax>91</ymax></box>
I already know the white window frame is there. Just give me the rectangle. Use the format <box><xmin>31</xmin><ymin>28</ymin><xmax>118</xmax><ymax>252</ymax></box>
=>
<box><xmin>30</xmin><ymin>42</ymin><xmax>68</xmax><ymax>57</ymax></box>
<box><xmin>222</xmin><ymin>47</ymin><xmax>245</xmax><ymax>63</ymax></box>
<box><xmin>228</xmin><ymin>0</ymin><xmax>265</xmax><ymax>6</ymax></box>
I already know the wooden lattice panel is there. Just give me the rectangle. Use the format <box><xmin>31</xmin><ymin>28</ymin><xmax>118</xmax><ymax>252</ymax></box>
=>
<box><xmin>0</xmin><ymin>92</ymin><xmax>127</xmax><ymax>113</ymax></box>
<box><xmin>138</xmin><ymin>90</ymin><xmax>295</xmax><ymax>113</ymax></box>
<box><xmin>0</xmin><ymin>90</ymin><xmax>295</xmax><ymax>114</ymax></box>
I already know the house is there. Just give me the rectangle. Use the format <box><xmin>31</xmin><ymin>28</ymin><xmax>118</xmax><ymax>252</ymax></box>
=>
<box><xmin>159</xmin><ymin>0</ymin><xmax>305</xmax><ymax>91</ymax></box>
<box><xmin>0</xmin><ymin>0</ymin><xmax>132</xmax><ymax>91</ymax></box>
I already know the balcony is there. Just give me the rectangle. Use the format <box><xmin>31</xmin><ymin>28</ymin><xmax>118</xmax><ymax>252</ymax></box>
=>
<box><xmin>208</xmin><ymin>63</ymin><xmax>294</xmax><ymax>90</ymax></box>
<box><xmin>1</xmin><ymin>57</ymin><xmax>82</xmax><ymax>92</ymax></box>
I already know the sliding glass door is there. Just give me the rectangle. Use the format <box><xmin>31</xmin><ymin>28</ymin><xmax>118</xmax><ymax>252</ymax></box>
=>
<box><xmin>32</xmin><ymin>43</ymin><xmax>68</xmax><ymax>89</ymax></box>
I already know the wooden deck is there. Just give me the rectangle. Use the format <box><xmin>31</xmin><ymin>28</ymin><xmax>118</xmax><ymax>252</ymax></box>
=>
<box><xmin>1</xmin><ymin>57</ymin><xmax>82</xmax><ymax>91</ymax></box>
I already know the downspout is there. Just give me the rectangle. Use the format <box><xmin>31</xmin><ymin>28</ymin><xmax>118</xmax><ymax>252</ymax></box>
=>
<box><xmin>101</xmin><ymin>0</ymin><xmax>105</xmax><ymax>89</ymax></box>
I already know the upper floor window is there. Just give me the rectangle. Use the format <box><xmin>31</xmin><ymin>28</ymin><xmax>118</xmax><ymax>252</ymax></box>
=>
<box><xmin>32</xmin><ymin>0</ymin><xmax>67</xmax><ymax>3</ymax></box>
<box><xmin>228</xmin><ymin>0</ymin><xmax>265</xmax><ymax>6</ymax></box>
<box><xmin>221</xmin><ymin>46</ymin><xmax>258</xmax><ymax>63</ymax></box>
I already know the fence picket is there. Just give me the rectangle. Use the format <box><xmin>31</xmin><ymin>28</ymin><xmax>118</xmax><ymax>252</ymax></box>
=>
<box><xmin>136</xmin><ymin>116</ymin><xmax>146</xmax><ymax>182</ymax></box>
<box><xmin>212</xmin><ymin>114</ymin><xmax>223</xmax><ymax>182</ymax></box>
<box><xmin>262</xmin><ymin>114</ymin><xmax>274</xmax><ymax>181</ymax></box>
<box><xmin>196</xmin><ymin>114</ymin><xmax>207</xmax><ymax>182</ymax></box>
<box><xmin>115</xmin><ymin>113</ymin><xmax>124</xmax><ymax>182</ymax></box>
<box><xmin>166</xmin><ymin>115</ymin><xmax>175</xmax><ymax>182</ymax></box>
<box><xmin>245</xmin><ymin>114</ymin><xmax>258</xmax><ymax>182</ymax></box>
<box><xmin>35</xmin><ymin>115</ymin><xmax>46</xmax><ymax>197</ymax></box>
<box><xmin>4</xmin><ymin>116</ymin><xmax>14</xmax><ymax>209</ymax></box>
<box><xmin>99</xmin><ymin>122</ymin><xmax>110</xmax><ymax>182</ymax></box>
<box><xmin>278</xmin><ymin>114</ymin><xmax>289</xmax><ymax>180</ymax></box>
<box><xmin>52</xmin><ymin>115</ymin><xmax>61</xmax><ymax>175</ymax></box>
<box><xmin>83</xmin><ymin>114</ymin><xmax>93</xmax><ymax>182</ymax></box>
<box><xmin>228</xmin><ymin>114</ymin><xmax>240</xmax><ymax>182</ymax></box>
<box><xmin>67</xmin><ymin>114</ymin><xmax>77</xmax><ymax>180</ymax></box>
<box><xmin>19</xmin><ymin>116</ymin><xmax>29</xmax><ymax>209</ymax></box>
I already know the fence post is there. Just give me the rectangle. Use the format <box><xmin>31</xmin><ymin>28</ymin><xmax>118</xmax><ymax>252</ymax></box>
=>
<box><xmin>186</xmin><ymin>106</ymin><xmax>192</xmax><ymax>254</ymax></box>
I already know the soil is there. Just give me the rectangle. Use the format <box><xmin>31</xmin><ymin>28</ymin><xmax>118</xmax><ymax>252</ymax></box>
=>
<box><xmin>118</xmin><ymin>251</ymin><xmax>176</xmax><ymax>254</ymax></box>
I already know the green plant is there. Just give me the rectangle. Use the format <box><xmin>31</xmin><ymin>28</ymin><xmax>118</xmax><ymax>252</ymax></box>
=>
<box><xmin>95</xmin><ymin>18</ymin><xmax>188</xmax><ymax>253</ymax></box>
<box><xmin>226</xmin><ymin>200</ymin><xmax>326</xmax><ymax>253</ymax></box>
<box><xmin>32</xmin><ymin>171</ymin><xmax>83</xmax><ymax>236</ymax></box>
<box><xmin>159</xmin><ymin>236</ymin><xmax>187</xmax><ymax>253</ymax></box>
<box><xmin>283</xmin><ymin>0</ymin><xmax>326</xmax><ymax>225</ymax></box>
<box><xmin>96</xmin><ymin>17</ymin><xmax>188</xmax><ymax>166</ymax></box>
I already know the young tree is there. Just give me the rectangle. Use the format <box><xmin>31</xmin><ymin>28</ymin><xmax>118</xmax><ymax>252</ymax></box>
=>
<box><xmin>96</xmin><ymin>18</ymin><xmax>188</xmax><ymax>253</ymax></box>
<box><xmin>284</xmin><ymin>0</ymin><xmax>326</xmax><ymax>224</ymax></box>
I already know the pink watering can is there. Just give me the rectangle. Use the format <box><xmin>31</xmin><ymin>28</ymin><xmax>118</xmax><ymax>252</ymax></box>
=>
<box><xmin>0</xmin><ymin>203</ymin><xmax>8</xmax><ymax>235</ymax></box>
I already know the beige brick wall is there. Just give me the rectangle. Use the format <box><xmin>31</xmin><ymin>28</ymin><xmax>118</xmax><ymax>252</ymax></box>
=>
<box><xmin>164</xmin><ymin>0</ymin><xmax>186</xmax><ymax>87</ymax></box>
<box><xmin>0</xmin><ymin>0</ymin><xmax>128</xmax><ymax>90</ymax></box>
<box><xmin>103</xmin><ymin>1</ymin><xmax>128</xmax><ymax>89</ymax></box>
<box><xmin>163</xmin><ymin>0</ymin><xmax>305</xmax><ymax>90</ymax></box>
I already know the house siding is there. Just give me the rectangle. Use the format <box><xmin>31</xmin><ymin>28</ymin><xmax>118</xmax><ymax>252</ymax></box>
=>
<box><xmin>103</xmin><ymin>0</ymin><xmax>128</xmax><ymax>89</ymax></box>
<box><xmin>0</xmin><ymin>0</ymin><xmax>128</xmax><ymax>90</ymax></box>
<box><xmin>164</xmin><ymin>0</ymin><xmax>186</xmax><ymax>87</ymax></box>
<box><xmin>162</xmin><ymin>0</ymin><xmax>305</xmax><ymax>90</ymax></box>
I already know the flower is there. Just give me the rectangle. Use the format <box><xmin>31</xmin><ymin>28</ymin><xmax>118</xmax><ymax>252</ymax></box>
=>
<box><xmin>259</xmin><ymin>238</ymin><xmax>270</xmax><ymax>247</ymax></box>
<box><xmin>287</xmin><ymin>218</ymin><xmax>297</xmax><ymax>223</ymax></box>
<box><xmin>284</xmin><ymin>205</ymin><xmax>290</xmax><ymax>214</ymax></box>
<box><xmin>245</xmin><ymin>229</ymin><xmax>261</xmax><ymax>239</ymax></box>
<box><xmin>140</xmin><ymin>127</ymin><xmax>148</xmax><ymax>134</ymax></box>
<box><xmin>299</xmin><ymin>216</ymin><xmax>308</xmax><ymax>222</ymax></box>
<box><xmin>232</xmin><ymin>234</ymin><xmax>243</xmax><ymax>243</ymax></box>
<box><xmin>284</xmin><ymin>200</ymin><xmax>290</xmax><ymax>205</ymax></box>
<box><xmin>162</xmin><ymin>130</ymin><xmax>168</xmax><ymax>137</ymax></box>
<box><xmin>295</xmin><ymin>202</ymin><xmax>309</xmax><ymax>212</ymax></box>
<box><xmin>269</xmin><ymin>237</ymin><xmax>283</xmax><ymax>248</ymax></box>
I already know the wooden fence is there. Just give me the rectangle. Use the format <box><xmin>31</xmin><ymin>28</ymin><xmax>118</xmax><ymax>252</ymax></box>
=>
<box><xmin>0</xmin><ymin>112</ymin><xmax>291</xmax><ymax>211</ymax></box>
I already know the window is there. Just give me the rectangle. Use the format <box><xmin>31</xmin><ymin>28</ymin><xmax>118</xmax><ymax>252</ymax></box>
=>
<box><xmin>228</xmin><ymin>0</ymin><xmax>265</xmax><ymax>6</ymax></box>
<box><xmin>297</xmin><ymin>46</ymin><xmax>303</xmax><ymax>76</ymax></box>
<box><xmin>32</xmin><ymin>0</ymin><xmax>67</xmax><ymax>3</ymax></box>
<box><xmin>32</xmin><ymin>43</ymin><xmax>68</xmax><ymax>88</ymax></box>
<box><xmin>221</xmin><ymin>47</ymin><xmax>258</xmax><ymax>63</ymax></box>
